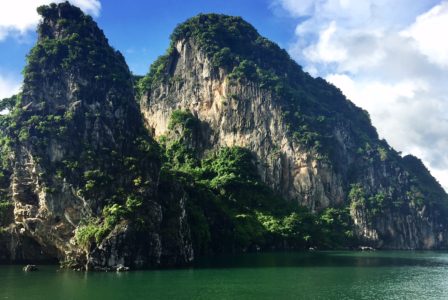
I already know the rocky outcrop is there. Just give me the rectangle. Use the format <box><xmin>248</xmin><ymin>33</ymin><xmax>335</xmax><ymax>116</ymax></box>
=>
<box><xmin>142</xmin><ymin>38</ymin><xmax>345</xmax><ymax>211</ymax></box>
<box><xmin>0</xmin><ymin>225</ymin><xmax>54</xmax><ymax>263</ymax></box>
<box><xmin>350</xmin><ymin>154</ymin><xmax>448</xmax><ymax>249</ymax></box>
<box><xmin>6</xmin><ymin>2</ymin><xmax>193</xmax><ymax>269</ymax></box>
<box><xmin>351</xmin><ymin>206</ymin><xmax>446</xmax><ymax>249</ymax></box>
<box><xmin>140</xmin><ymin>14</ymin><xmax>448</xmax><ymax>249</ymax></box>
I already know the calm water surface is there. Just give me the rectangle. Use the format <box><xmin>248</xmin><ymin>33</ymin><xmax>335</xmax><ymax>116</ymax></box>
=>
<box><xmin>1</xmin><ymin>251</ymin><xmax>448</xmax><ymax>299</ymax></box>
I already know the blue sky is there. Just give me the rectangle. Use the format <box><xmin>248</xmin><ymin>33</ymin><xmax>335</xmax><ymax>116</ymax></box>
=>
<box><xmin>98</xmin><ymin>0</ymin><xmax>299</xmax><ymax>75</ymax></box>
<box><xmin>0</xmin><ymin>0</ymin><xmax>299</xmax><ymax>76</ymax></box>
<box><xmin>1</xmin><ymin>0</ymin><xmax>448</xmax><ymax>191</ymax></box>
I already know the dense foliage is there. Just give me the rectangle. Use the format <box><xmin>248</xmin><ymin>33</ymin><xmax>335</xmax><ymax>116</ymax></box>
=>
<box><xmin>160</xmin><ymin>111</ymin><xmax>357</xmax><ymax>254</ymax></box>
<box><xmin>0</xmin><ymin>143</ymin><xmax>12</xmax><ymax>228</ymax></box>
<box><xmin>402</xmin><ymin>155</ymin><xmax>448</xmax><ymax>212</ymax></box>
<box><xmin>0</xmin><ymin>95</ymin><xmax>18</xmax><ymax>229</ymax></box>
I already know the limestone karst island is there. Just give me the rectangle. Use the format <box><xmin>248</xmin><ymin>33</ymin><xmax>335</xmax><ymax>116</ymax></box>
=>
<box><xmin>1</xmin><ymin>2</ymin><xmax>448</xmax><ymax>299</ymax></box>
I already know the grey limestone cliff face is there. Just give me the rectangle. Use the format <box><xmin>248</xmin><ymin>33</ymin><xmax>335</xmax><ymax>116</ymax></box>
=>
<box><xmin>141</xmin><ymin>37</ymin><xmax>448</xmax><ymax>249</ymax></box>
<box><xmin>352</xmin><ymin>206</ymin><xmax>446</xmax><ymax>249</ymax></box>
<box><xmin>7</xmin><ymin>2</ymin><xmax>193</xmax><ymax>269</ymax></box>
<box><xmin>349</xmin><ymin>154</ymin><xmax>448</xmax><ymax>249</ymax></box>
<box><xmin>142</xmin><ymin>39</ymin><xmax>345</xmax><ymax>211</ymax></box>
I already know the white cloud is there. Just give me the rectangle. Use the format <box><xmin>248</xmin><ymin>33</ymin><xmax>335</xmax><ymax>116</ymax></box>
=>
<box><xmin>68</xmin><ymin>0</ymin><xmax>101</xmax><ymax>16</ymax></box>
<box><xmin>274</xmin><ymin>0</ymin><xmax>448</xmax><ymax>191</ymax></box>
<box><xmin>0</xmin><ymin>74</ymin><xmax>21</xmax><ymax>100</ymax></box>
<box><xmin>0</xmin><ymin>0</ymin><xmax>101</xmax><ymax>41</ymax></box>
<box><xmin>303</xmin><ymin>21</ymin><xmax>347</xmax><ymax>63</ymax></box>
<box><xmin>279</xmin><ymin>0</ymin><xmax>316</xmax><ymax>16</ymax></box>
<box><xmin>402</xmin><ymin>2</ymin><xmax>448</xmax><ymax>68</ymax></box>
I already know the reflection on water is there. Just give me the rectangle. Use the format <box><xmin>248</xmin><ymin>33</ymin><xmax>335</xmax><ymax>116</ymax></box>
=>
<box><xmin>1</xmin><ymin>251</ymin><xmax>448</xmax><ymax>300</ymax></box>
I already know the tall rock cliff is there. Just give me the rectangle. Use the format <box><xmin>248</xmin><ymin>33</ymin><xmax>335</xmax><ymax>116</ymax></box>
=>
<box><xmin>140</xmin><ymin>14</ymin><xmax>448</xmax><ymax>249</ymax></box>
<box><xmin>2</xmin><ymin>5</ymin><xmax>447</xmax><ymax>269</ymax></box>
<box><xmin>2</xmin><ymin>3</ymin><xmax>192</xmax><ymax>269</ymax></box>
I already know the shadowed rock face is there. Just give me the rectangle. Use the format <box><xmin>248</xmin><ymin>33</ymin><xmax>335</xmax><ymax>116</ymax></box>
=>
<box><xmin>0</xmin><ymin>225</ymin><xmax>54</xmax><ymax>264</ymax></box>
<box><xmin>6</xmin><ymin>2</ymin><xmax>193</xmax><ymax>270</ymax></box>
<box><xmin>140</xmin><ymin>14</ymin><xmax>448</xmax><ymax>249</ymax></box>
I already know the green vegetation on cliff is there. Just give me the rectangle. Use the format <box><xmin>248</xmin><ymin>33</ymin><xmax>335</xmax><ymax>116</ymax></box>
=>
<box><xmin>402</xmin><ymin>155</ymin><xmax>448</xmax><ymax>211</ymax></box>
<box><xmin>5</xmin><ymin>3</ymin><xmax>163</xmax><ymax>260</ymax></box>
<box><xmin>0</xmin><ymin>94</ymin><xmax>17</xmax><ymax>229</ymax></box>
<box><xmin>141</xmin><ymin>14</ymin><xmax>380</xmax><ymax>159</ymax></box>
<box><xmin>143</xmin><ymin>14</ymin><xmax>448</xmax><ymax>229</ymax></box>
<box><xmin>160</xmin><ymin>111</ymin><xmax>356</xmax><ymax>254</ymax></box>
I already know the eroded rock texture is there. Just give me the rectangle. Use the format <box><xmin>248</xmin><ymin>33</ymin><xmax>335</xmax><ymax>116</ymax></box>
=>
<box><xmin>140</xmin><ymin>14</ymin><xmax>448</xmax><ymax>249</ymax></box>
<box><xmin>6</xmin><ymin>2</ymin><xmax>192</xmax><ymax>270</ymax></box>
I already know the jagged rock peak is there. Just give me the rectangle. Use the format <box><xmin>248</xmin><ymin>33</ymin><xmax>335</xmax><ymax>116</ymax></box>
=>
<box><xmin>170</xmin><ymin>14</ymin><xmax>263</xmax><ymax>53</ymax></box>
<box><xmin>37</xmin><ymin>2</ymin><xmax>104</xmax><ymax>40</ymax></box>
<box><xmin>169</xmin><ymin>13</ymin><xmax>304</xmax><ymax>81</ymax></box>
<box><xmin>5</xmin><ymin>2</ymin><xmax>193</xmax><ymax>270</ymax></box>
<box><xmin>23</xmin><ymin>2</ymin><xmax>132</xmax><ymax>109</ymax></box>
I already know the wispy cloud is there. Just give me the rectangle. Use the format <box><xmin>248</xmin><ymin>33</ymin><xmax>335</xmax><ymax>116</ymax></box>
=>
<box><xmin>0</xmin><ymin>0</ymin><xmax>101</xmax><ymax>41</ymax></box>
<box><xmin>273</xmin><ymin>0</ymin><xmax>448</xmax><ymax>191</ymax></box>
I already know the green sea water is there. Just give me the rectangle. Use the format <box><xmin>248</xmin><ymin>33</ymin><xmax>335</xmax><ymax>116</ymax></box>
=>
<box><xmin>1</xmin><ymin>251</ymin><xmax>448</xmax><ymax>299</ymax></box>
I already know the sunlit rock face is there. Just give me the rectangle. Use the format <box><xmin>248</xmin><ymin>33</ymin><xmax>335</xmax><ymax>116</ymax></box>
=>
<box><xmin>140</xmin><ymin>14</ymin><xmax>448</xmax><ymax>249</ymax></box>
